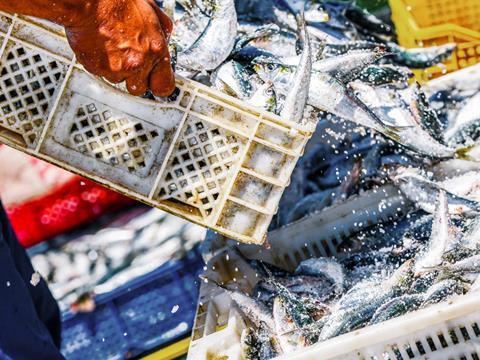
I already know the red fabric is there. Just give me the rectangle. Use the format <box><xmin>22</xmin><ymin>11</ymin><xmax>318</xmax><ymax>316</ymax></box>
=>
<box><xmin>5</xmin><ymin>178</ymin><xmax>133</xmax><ymax>248</ymax></box>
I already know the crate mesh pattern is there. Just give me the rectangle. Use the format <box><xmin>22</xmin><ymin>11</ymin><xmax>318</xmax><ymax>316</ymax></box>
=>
<box><xmin>0</xmin><ymin>13</ymin><xmax>316</xmax><ymax>244</ymax></box>
<box><xmin>0</xmin><ymin>42</ymin><xmax>67</xmax><ymax>146</ymax></box>
<box><xmin>69</xmin><ymin>102</ymin><xmax>162</xmax><ymax>174</ymax></box>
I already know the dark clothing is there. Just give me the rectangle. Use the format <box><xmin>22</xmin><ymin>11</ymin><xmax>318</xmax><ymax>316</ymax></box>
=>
<box><xmin>0</xmin><ymin>201</ymin><xmax>64</xmax><ymax>360</ymax></box>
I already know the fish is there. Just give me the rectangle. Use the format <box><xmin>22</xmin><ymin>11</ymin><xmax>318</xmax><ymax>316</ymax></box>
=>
<box><xmin>444</xmin><ymin>92</ymin><xmax>480</xmax><ymax>145</ymax></box>
<box><xmin>281</xmin><ymin>14</ymin><xmax>313</xmax><ymax>124</ymax></box>
<box><xmin>344</xmin><ymin>4</ymin><xmax>395</xmax><ymax>36</ymax></box>
<box><xmin>253</xmin><ymin>59</ymin><xmax>399</xmax><ymax>134</ymax></box>
<box><xmin>233</xmin><ymin>23</ymin><xmax>281</xmax><ymax>55</ymax></box>
<box><xmin>413</xmin><ymin>190</ymin><xmax>460</xmax><ymax>274</ymax></box>
<box><xmin>217</xmin><ymin>282</ymin><xmax>277</xmax><ymax>333</ymax></box>
<box><xmin>356</xmin><ymin>64</ymin><xmax>413</xmax><ymax>87</ymax></box>
<box><xmin>281</xmin><ymin>48</ymin><xmax>387</xmax><ymax>84</ymax></box>
<box><xmin>435</xmin><ymin>254</ymin><xmax>480</xmax><ymax>277</ymax></box>
<box><xmin>270</xmin><ymin>280</ymin><xmax>329</xmax><ymax>351</ymax></box>
<box><xmin>424</xmin><ymin>63</ymin><xmax>480</xmax><ymax>95</ymax></box>
<box><xmin>392</xmin><ymin>167</ymin><xmax>480</xmax><ymax>216</ymax></box>
<box><xmin>459</xmin><ymin>217</ymin><xmax>480</xmax><ymax>250</ymax></box>
<box><xmin>439</xmin><ymin>171</ymin><xmax>480</xmax><ymax>203</ymax></box>
<box><xmin>319</xmin><ymin>260</ymin><xmax>414</xmax><ymax>341</ymax></box>
<box><xmin>211</xmin><ymin>60</ymin><xmax>256</xmax><ymax>99</ymax></box>
<box><xmin>388</xmin><ymin>43</ymin><xmax>457</xmax><ymax>69</ymax></box>
<box><xmin>241</xmin><ymin>325</ymin><xmax>282</xmax><ymax>360</ymax></box>
<box><xmin>421</xmin><ymin>279</ymin><xmax>466</xmax><ymax>307</ymax></box>
<box><xmin>294</xmin><ymin>257</ymin><xmax>346</xmax><ymax>296</ymax></box>
<box><xmin>177</xmin><ymin>0</ymin><xmax>238</xmax><ymax>71</ymax></box>
<box><xmin>350</xmin><ymin>81</ymin><xmax>457</xmax><ymax>158</ymax></box>
<box><xmin>286</xmin><ymin>160</ymin><xmax>361</xmax><ymax>223</ymax></box>
<box><xmin>409</xmin><ymin>82</ymin><xmax>446</xmax><ymax>143</ymax></box>
<box><xmin>253</xmin><ymin>275</ymin><xmax>336</xmax><ymax>304</ymax></box>
<box><xmin>369</xmin><ymin>294</ymin><xmax>424</xmax><ymax>325</ymax></box>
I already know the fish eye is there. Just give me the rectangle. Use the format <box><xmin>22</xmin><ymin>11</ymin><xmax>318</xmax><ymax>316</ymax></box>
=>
<box><xmin>266</xmin><ymin>63</ymin><xmax>276</xmax><ymax>71</ymax></box>
<box><xmin>265</xmin><ymin>87</ymin><xmax>274</xmax><ymax>96</ymax></box>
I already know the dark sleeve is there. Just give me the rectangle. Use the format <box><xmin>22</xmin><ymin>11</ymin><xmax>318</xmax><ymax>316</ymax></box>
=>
<box><xmin>0</xmin><ymin>201</ymin><xmax>64</xmax><ymax>360</ymax></box>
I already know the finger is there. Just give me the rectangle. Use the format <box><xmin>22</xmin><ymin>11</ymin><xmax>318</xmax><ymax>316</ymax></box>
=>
<box><xmin>123</xmin><ymin>50</ymin><xmax>146</xmax><ymax>72</ymax></box>
<box><xmin>107</xmin><ymin>52</ymin><xmax>123</xmax><ymax>73</ymax></box>
<box><xmin>103</xmin><ymin>73</ymin><xmax>127</xmax><ymax>84</ymax></box>
<box><xmin>81</xmin><ymin>61</ymin><xmax>125</xmax><ymax>83</ymax></box>
<box><xmin>149</xmin><ymin>53</ymin><xmax>175</xmax><ymax>97</ymax></box>
<box><xmin>152</xmin><ymin>5</ymin><xmax>173</xmax><ymax>40</ymax></box>
<box><xmin>126</xmin><ymin>71</ymin><xmax>149</xmax><ymax>96</ymax></box>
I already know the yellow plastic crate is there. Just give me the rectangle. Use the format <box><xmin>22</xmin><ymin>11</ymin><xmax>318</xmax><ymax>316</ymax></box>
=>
<box><xmin>389</xmin><ymin>0</ymin><xmax>480</xmax><ymax>81</ymax></box>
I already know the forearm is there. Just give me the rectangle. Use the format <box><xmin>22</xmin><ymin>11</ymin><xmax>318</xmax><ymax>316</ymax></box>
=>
<box><xmin>0</xmin><ymin>0</ymin><xmax>94</xmax><ymax>27</ymax></box>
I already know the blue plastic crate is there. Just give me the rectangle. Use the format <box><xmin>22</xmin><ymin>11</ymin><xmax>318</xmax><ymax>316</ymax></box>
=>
<box><xmin>60</xmin><ymin>246</ymin><xmax>204</xmax><ymax>359</ymax></box>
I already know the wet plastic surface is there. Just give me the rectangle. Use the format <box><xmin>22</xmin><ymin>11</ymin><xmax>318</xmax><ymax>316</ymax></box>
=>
<box><xmin>0</xmin><ymin>13</ymin><xmax>317</xmax><ymax>244</ymax></box>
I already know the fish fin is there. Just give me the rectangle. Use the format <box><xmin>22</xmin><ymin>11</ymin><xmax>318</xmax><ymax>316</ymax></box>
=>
<box><xmin>455</xmin><ymin>145</ymin><xmax>480</xmax><ymax>162</ymax></box>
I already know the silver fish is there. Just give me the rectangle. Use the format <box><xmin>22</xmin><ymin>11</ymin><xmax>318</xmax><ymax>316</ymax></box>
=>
<box><xmin>272</xmin><ymin>296</ymin><xmax>327</xmax><ymax>353</ymax></box>
<box><xmin>424</xmin><ymin>63</ymin><xmax>480</xmax><ymax>95</ymax></box>
<box><xmin>413</xmin><ymin>190</ymin><xmax>459</xmax><ymax>274</ymax></box>
<box><xmin>357</xmin><ymin>64</ymin><xmax>413</xmax><ymax>87</ymax></box>
<box><xmin>294</xmin><ymin>257</ymin><xmax>345</xmax><ymax>296</ymax></box>
<box><xmin>281</xmin><ymin>14</ymin><xmax>313</xmax><ymax>125</ymax></box>
<box><xmin>389</xmin><ymin>42</ymin><xmax>457</xmax><ymax>69</ymax></box>
<box><xmin>350</xmin><ymin>81</ymin><xmax>457</xmax><ymax>158</ymax></box>
<box><xmin>444</xmin><ymin>92</ymin><xmax>480</xmax><ymax>145</ymax></box>
<box><xmin>392</xmin><ymin>167</ymin><xmax>480</xmax><ymax>216</ymax></box>
<box><xmin>277</xmin><ymin>48</ymin><xmax>386</xmax><ymax>84</ymax></box>
<box><xmin>460</xmin><ymin>217</ymin><xmax>480</xmax><ymax>250</ymax></box>
<box><xmin>273</xmin><ymin>297</ymin><xmax>304</xmax><ymax>353</ymax></box>
<box><xmin>177</xmin><ymin>0</ymin><xmax>238</xmax><ymax>71</ymax></box>
<box><xmin>422</xmin><ymin>279</ymin><xmax>466</xmax><ymax>307</ymax></box>
<box><xmin>211</xmin><ymin>60</ymin><xmax>256</xmax><ymax>99</ymax></box>
<box><xmin>227</xmin><ymin>287</ymin><xmax>277</xmax><ymax>333</ymax></box>
<box><xmin>319</xmin><ymin>260</ymin><xmax>414</xmax><ymax>341</ymax></box>
<box><xmin>286</xmin><ymin>159</ymin><xmax>362</xmax><ymax>223</ymax></box>
<box><xmin>436</xmin><ymin>254</ymin><xmax>480</xmax><ymax>276</ymax></box>
<box><xmin>249</xmin><ymin>81</ymin><xmax>278</xmax><ymax>113</ymax></box>
<box><xmin>369</xmin><ymin>294</ymin><xmax>424</xmax><ymax>325</ymax></box>
<box><xmin>439</xmin><ymin>171</ymin><xmax>480</xmax><ymax>203</ymax></box>
<box><xmin>211</xmin><ymin>60</ymin><xmax>278</xmax><ymax>112</ymax></box>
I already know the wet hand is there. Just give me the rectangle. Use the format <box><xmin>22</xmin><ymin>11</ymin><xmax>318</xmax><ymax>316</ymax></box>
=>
<box><xmin>65</xmin><ymin>0</ymin><xmax>175</xmax><ymax>97</ymax></box>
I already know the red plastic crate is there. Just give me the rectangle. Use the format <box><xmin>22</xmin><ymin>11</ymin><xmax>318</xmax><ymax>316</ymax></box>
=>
<box><xmin>0</xmin><ymin>145</ymin><xmax>133</xmax><ymax>247</ymax></box>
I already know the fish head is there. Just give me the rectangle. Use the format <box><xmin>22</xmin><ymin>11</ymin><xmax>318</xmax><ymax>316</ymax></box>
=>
<box><xmin>389</xmin><ymin>166</ymin><xmax>417</xmax><ymax>184</ymax></box>
<box><xmin>253</xmin><ymin>58</ymin><xmax>291</xmax><ymax>84</ymax></box>
<box><xmin>389</xmin><ymin>259</ymin><xmax>415</xmax><ymax>292</ymax></box>
<box><xmin>249</xmin><ymin>81</ymin><xmax>278</xmax><ymax>113</ymax></box>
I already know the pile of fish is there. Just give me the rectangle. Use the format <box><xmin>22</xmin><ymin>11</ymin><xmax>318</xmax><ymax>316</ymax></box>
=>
<box><xmin>164</xmin><ymin>0</ymin><xmax>480</xmax><ymax>229</ymax></box>
<box><xmin>217</xmin><ymin>184</ymin><xmax>480</xmax><ymax>359</ymax></box>
<box><xmin>29</xmin><ymin>207</ymin><xmax>204</xmax><ymax>310</ymax></box>
<box><xmin>164</xmin><ymin>0</ymin><xmax>474</xmax><ymax>161</ymax></box>
<box><xmin>167</xmin><ymin>0</ymin><xmax>480</xmax><ymax>358</ymax></box>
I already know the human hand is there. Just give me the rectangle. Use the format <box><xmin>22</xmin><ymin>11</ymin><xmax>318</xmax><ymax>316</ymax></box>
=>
<box><xmin>65</xmin><ymin>0</ymin><xmax>175</xmax><ymax>97</ymax></box>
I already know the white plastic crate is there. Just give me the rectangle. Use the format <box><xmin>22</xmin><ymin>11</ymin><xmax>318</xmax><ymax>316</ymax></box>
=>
<box><xmin>187</xmin><ymin>186</ymin><xmax>480</xmax><ymax>359</ymax></box>
<box><xmin>0</xmin><ymin>13</ymin><xmax>317</xmax><ymax>244</ymax></box>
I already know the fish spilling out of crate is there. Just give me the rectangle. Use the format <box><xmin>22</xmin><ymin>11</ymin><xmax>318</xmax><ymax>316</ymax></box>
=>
<box><xmin>1</xmin><ymin>0</ymin><xmax>477</xmax><ymax>244</ymax></box>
